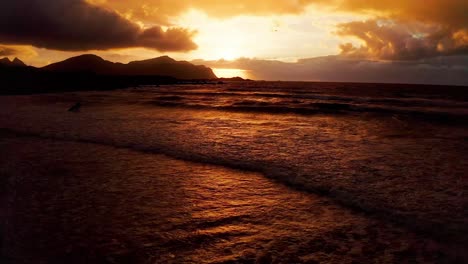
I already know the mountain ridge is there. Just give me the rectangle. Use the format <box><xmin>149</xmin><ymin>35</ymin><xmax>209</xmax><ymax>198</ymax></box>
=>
<box><xmin>1</xmin><ymin>54</ymin><xmax>219</xmax><ymax>94</ymax></box>
<box><xmin>0</xmin><ymin>57</ymin><xmax>27</xmax><ymax>67</ymax></box>
<box><xmin>42</xmin><ymin>54</ymin><xmax>217</xmax><ymax>79</ymax></box>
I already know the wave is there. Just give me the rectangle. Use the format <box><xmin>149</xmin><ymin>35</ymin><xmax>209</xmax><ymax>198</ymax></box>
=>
<box><xmin>140</xmin><ymin>85</ymin><xmax>468</xmax><ymax>124</ymax></box>
<box><xmin>2</xmin><ymin>126</ymin><xmax>467</xmax><ymax>242</ymax></box>
<box><xmin>147</xmin><ymin>88</ymin><xmax>468</xmax><ymax>108</ymax></box>
<box><xmin>2</xmin><ymin>82</ymin><xmax>467</xmax><ymax>243</ymax></box>
<box><xmin>156</xmin><ymin>95</ymin><xmax>184</xmax><ymax>101</ymax></box>
<box><xmin>148</xmin><ymin>98</ymin><xmax>468</xmax><ymax>124</ymax></box>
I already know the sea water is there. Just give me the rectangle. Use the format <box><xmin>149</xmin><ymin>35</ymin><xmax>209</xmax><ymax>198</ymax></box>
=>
<box><xmin>1</xmin><ymin>82</ymin><xmax>467</xmax><ymax>262</ymax></box>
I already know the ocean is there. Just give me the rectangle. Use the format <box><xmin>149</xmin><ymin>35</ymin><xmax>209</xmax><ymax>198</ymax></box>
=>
<box><xmin>1</xmin><ymin>81</ymin><xmax>467</xmax><ymax>263</ymax></box>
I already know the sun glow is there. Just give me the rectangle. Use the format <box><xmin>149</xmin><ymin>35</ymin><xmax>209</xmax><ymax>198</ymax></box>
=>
<box><xmin>172</xmin><ymin>8</ymin><xmax>365</xmax><ymax>62</ymax></box>
<box><xmin>213</xmin><ymin>68</ymin><xmax>251</xmax><ymax>79</ymax></box>
<box><xmin>212</xmin><ymin>48</ymin><xmax>243</xmax><ymax>61</ymax></box>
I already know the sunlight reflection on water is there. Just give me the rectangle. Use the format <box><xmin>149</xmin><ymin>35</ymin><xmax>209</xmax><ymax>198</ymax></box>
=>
<box><xmin>1</xmin><ymin>137</ymin><xmax>451</xmax><ymax>263</ymax></box>
<box><xmin>212</xmin><ymin>68</ymin><xmax>252</xmax><ymax>79</ymax></box>
<box><xmin>0</xmin><ymin>82</ymin><xmax>467</xmax><ymax>262</ymax></box>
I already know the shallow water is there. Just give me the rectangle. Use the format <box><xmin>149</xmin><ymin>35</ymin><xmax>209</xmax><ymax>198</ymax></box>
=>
<box><xmin>0</xmin><ymin>82</ymin><xmax>467</xmax><ymax>262</ymax></box>
<box><xmin>0</xmin><ymin>136</ymin><xmax>460</xmax><ymax>263</ymax></box>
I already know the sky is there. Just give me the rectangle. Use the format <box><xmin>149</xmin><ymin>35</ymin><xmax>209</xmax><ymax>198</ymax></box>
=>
<box><xmin>0</xmin><ymin>0</ymin><xmax>467</xmax><ymax>85</ymax></box>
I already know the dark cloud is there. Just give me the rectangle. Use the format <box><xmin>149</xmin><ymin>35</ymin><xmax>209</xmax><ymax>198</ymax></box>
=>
<box><xmin>336</xmin><ymin>20</ymin><xmax>468</xmax><ymax>60</ymax></box>
<box><xmin>0</xmin><ymin>0</ymin><xmax>197</xmax><ymax>52</ymax></box>
<box><xmin>196</xmin><ymin>56</ymin><xmax>468</xmax><ymax>86</ymax></box>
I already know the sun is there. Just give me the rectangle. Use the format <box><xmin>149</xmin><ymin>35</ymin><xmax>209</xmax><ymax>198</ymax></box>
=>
<box><xmin>213</xmin><ymin>47</ymin><xmax>242</xmax><ymax>61</ymax></box>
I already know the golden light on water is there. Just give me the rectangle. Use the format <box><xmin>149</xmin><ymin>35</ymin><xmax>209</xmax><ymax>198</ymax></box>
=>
<box><xmin>213</xmin><ymin>68</ymin><xmax>252</xmax><ymax>79</ymax></box>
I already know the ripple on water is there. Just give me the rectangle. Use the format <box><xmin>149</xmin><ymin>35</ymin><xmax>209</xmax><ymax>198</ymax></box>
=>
<box><xmin>1</xmin><ymin>136</ymin><xmax>463</xmax><ymax>263</ymax></box>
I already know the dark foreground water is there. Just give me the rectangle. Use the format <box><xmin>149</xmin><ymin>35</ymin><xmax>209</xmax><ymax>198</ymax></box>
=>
<box><xmin>0</xmin><ymin>82</ymin><xmax>467</xmax><ymax>263</ymax></box>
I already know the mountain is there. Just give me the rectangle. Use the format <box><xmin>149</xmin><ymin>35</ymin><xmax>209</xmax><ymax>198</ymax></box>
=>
<box><xmin>41</xmin><ymin>54</ymin><xmax>119</xmax><ymax>74</ymax></box>
<box><xmin>0</xmin><ymin>57</ymin><xmax>27</xmax><ymax>67</ymax></box>
<box><xmin>1</xmin><ymin>55</ymin><xmax>217</xmax><ymax>95</ymax></box>
<box><xmin>12</xmin><ymin>57</ymin><xmax>27</xmax><ymax>67</ymax></box>
<box><xmin>42</xmin><ymin>54</ymin><xmax>217</xmax><ymax>79</ymax></box>
<box><xmin>125</xmin><ymin>56</ymin><xmax>217</xmax><ymax>79</ymax></box>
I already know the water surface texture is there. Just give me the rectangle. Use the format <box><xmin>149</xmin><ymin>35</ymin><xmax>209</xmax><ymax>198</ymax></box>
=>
<box><xmin>1</xmin><ymin>82</ymin><xmax>467</xmax><ymax>263</ymax></box>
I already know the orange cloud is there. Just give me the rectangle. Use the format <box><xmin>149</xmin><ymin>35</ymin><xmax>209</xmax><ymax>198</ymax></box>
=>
<box><xmin>93</xmin><ymin>0</ymin><xmax>468</xmax><ymax>61</ymax></box>
<box><xmin>337</xmin><ymin>0</ymin><xmax>468</xmax><ymax>28</ymax></box>
<box><xmin>333</xmin><ymin>0</ymin><xmax>468</xmax><ymax>60</ymax></box>
<box><xmin>0</xmin><ymin>45</ymin><xmax>37</xmax><ymax>58</ymax></box>
<box><xmin>0</xmin><ymin>46</ymin><xmax>21</xmax><ymax>56</ymax></box>
<box><xmin>2</xmin><ymin>1</ymin><xmax>467</xmax><ymax>62</ymax></box>
<box><xmin>97</xmin><ymin>0</ymin><xmax>327</xmax><ymax>24</ymax></box>
<box><xmin>337</xmin><ymin>20</ymin><xmax>468</xmax><ymax>60</ymax></box>
<box><xmin>95</xmin><ymin>0</ymin><xmax>467</xmax><ymax>27</ymax></box>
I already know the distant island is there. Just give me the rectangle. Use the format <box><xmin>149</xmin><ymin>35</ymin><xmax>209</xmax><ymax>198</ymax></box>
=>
<box><xmin>0</xmin><ymin>55</ymin><xmax>220</xmax><ymax>94</ymax></box>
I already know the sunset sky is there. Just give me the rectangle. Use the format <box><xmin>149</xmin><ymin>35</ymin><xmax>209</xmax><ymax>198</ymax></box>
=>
<box><xmin>0</xmin><ymin>1</ymin><xmax>467</xmax><ymax>84</ymax></box>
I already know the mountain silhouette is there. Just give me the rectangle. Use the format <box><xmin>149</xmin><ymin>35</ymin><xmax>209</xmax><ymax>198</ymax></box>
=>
<box><xmin>0</xmin><ymin>57</ymin><xmax>27</xmax><ymax>67</ymax></box>
<box><xmin>1</xmin><ymin>55</ymin><xmax>219</xmax><ymax>94</ymax></box>
<box><xmin>42</xmin><ymin>54</ymin><xmax>217</xmax><ymax>79</ymax></box>
<box><xmin>42</xmin><ymin>54</ymin><xmax>119</xmax><ymax>74</ymax></box>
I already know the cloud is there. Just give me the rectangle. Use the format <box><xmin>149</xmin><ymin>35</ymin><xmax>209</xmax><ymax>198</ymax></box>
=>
<box><xmin>90</xmin><ymin>1</ymin><xmax>468</xmax><ymax>61</ymax></box>
<box><xmin>97</xmin><ymin>0</ymin><xmax>325</xmax><ymax>24</ymax></box>
<box><xmin>0</xmin><ymin>0</ymin><xmax>197</xmax><ymax>52</ymax></box>
<box><xmin>337</xmin><ymin>0</ymin><xmax>468</xmax><ymax>28</ymax></box>
<box><xmin>0</xmin><ymin>46</ymin><xmax>21</xmax><ymax>56</ymax></box>
<box><xmin>0</xmin><ymin>45</ymin><xmax>37</xmax><ymax>58</ymax></box>
<box><xmin>332</xmin><ymin>1</ymin><xmax>468</xmax><ymax>60</ymax></box>
<box><xmin>2</xmin><ymin>0</ymin><xmax>466</xmax><ymax>63</ymax></box>
<box><xmin>95</xmin><ymin>0</ymin><xmax>468</xmax><ymax>27</ymax></box>
<box><xmin>195</xmin><ymin>55</ymin><xmax>468</xmax><ymax>86</ymax></box>
<box><xmin>336</xmin><ymin>20</ymin><xmax>468</xmax><ymax>60</ymax></box>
